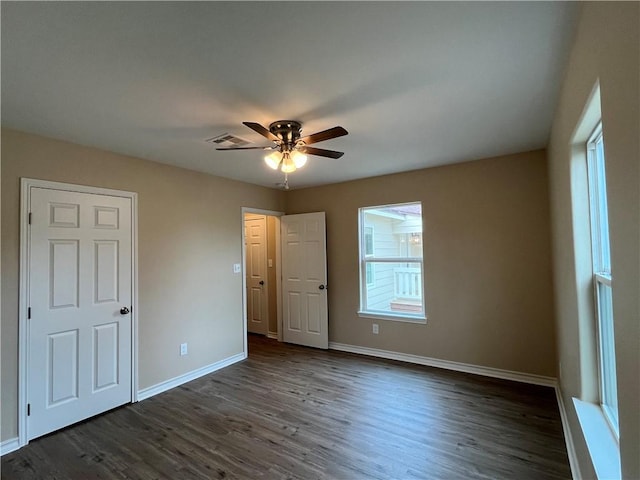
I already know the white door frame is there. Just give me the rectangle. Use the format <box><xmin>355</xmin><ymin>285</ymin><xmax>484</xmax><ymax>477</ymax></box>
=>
<box><xmin>18</xmin><ymin>178</ymin><xmax>139</xmax><ymax>448</ymax></box>
<box><xmin>240</xmin><ymin>207</ymin><xmax>283</xmax><ymax>355</ymax></box>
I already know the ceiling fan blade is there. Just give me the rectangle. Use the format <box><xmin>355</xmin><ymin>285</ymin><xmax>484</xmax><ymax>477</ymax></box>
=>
<box><xmin>215</xmin><ymin>146</ymin><xmax>273</xmax><ymax>151</ymax></box>
<box><xmin>298</xmin><ymin>126</ymin><xmax>348</xmax><ymax>146</ymax></box>
<box><xmin>299</xmin><ymin>146</ymin><xmax>344</xmax><ymax>159</ymax></box>
<box><xmin>242</xmin><ymin>122</ymin><xmax>280</xmax><ymax>142</ymax></box>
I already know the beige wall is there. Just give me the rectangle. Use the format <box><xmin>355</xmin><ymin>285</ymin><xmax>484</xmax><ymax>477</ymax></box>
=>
<box><xmin>548</xmin><ymin>3</ymin><xmax>639</xmax><ymax>479</ymax></box>
<box><xmin>286</xmin><ymin>150</ymin><xmax>557</xmax><ymax>377</ymax></box>
<box><xmin>1</xmin><ymin>128</ymin><xmax>285</xmax><ymax>441</ymax></box>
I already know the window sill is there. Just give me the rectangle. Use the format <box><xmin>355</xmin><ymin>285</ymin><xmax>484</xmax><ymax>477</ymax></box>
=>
<box><xmin>572</xmin><ymin>398</ymin><xmax>620</xmax><ymax>480</ymax></box>
<box><xmin>357</xmin><ymin>311</ymin><xmax>427</xmax><ymax>324</ymax></box>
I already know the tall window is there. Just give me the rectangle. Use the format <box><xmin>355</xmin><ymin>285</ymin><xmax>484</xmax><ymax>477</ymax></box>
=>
<box><xmin>358</xmin><ymin>202</ymin><xmax>425</xmax><ymax>321</ymax></box>
<box><xmin>587</xmin><ymin>123</ymin><xmax>618</xmax><ymax>435</ymax></box>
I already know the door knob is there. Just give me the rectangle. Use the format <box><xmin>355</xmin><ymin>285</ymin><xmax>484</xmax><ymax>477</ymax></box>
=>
<box><xmin>120</xmin><ymin>306</ymin><xmax>130</xmax><ymax>315</ymax></box>
<box><xmin>319</xmin><ymin>284</ymin><xmax>326</xmax><ymax>290</ymax></box>
<box><xmin>259</xmin><ymin>280</ymin><xmax>265</xmax><ymax>285</ymax></box>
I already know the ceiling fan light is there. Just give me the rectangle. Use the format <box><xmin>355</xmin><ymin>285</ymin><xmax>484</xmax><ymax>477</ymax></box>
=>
<box><xmin>291</xmin><ymin>150</ymin><xmax>307</xmax><ymax>168</ymax></box>
<box><xmin>280</xmin><ymin>153</ymin><xmax>297</xmax><ymax>173</ymax></box>
<box><xmin>264</xmin><ymin>152</ymin><xmax>281</xmax><ymax>170</ymax></box>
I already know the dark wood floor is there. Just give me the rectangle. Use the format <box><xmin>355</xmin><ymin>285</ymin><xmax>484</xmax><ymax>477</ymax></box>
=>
<box><xmin>2</xmin><ymin>335</ymin><xmax>570</xmax><ymax>479</ymax></box>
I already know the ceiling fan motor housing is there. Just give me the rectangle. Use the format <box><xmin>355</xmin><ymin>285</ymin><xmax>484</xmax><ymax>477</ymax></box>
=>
<box><xmin>269</xmin><ymin>120</ymin><xmax>303</xmax><ymax>148</ymax></box>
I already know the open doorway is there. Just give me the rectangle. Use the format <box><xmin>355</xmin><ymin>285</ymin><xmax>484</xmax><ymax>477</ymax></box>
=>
<box><xmin>241</xmin><ymin>208</ymin><xmax>283</xmax><ymax>356</ymax></box>
<box><xmin>241</xmin><ymin>209</ymin><xmax>330</xmax><ymax>355</ymax></box>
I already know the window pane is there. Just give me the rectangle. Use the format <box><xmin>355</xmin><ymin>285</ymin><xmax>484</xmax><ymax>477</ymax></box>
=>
<box><xmin>363</xmin><ymin>204</ymin><xmax>422</xmax><ymax>259</ymax></box>
<box><xmin>364</xmin><ymin>227</ymin><xmax>374</xmax><ymax>256</ymax></box>
<box><xmin>363</xmin><ymin>262</ymin><xmax>423</xmax><ymax>315</ymax></box>
<box><xmin>597</xmin><ymin>281</ymin><xmax>619</xmax><ymax>431</ymax></box>
<box><xmin>588</xmin><ymin>128</ymin><xmax>612</xmax><ymax>274</ymax></box>
<box><xmin>595</xmin><ymin>136</ymin><xmax>611</xmax><ymax>273</ymax></box>
<box><xmin>366</xmin><ymin>263</ymin><xmax>375</xmax><ymax>286</ymax></box>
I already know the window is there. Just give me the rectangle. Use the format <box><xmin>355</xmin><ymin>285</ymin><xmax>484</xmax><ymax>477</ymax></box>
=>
<box><xmin>587</xmin><ymin>122</ymin><xmax>618</xmax><ymax>436</ymax></box>
<box><xmin>358</xmin><ymin>202</ymin><xmax>425</xmax><ymax>322</ymax></box>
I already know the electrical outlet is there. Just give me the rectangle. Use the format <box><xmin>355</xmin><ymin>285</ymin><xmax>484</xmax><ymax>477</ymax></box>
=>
<box><xmin>372</xmin><ymin>324</ymin><xmax>379</xmax><ymax>334</ymax></box>
<box><xmin>180</xmin><ymin>343</ymin><xmax>188</xmax><ymax>356</ymax></box>
<box><xmin>268</xmin><ymin>258</ymin><xmax>273</xmax><ymax>268</ymax></box>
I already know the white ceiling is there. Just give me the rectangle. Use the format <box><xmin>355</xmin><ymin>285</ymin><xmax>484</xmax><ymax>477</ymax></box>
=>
<box><xmin>1</xmin><ymin>2</ymin><xmax>578</xmax><ymax>189</ymax></box>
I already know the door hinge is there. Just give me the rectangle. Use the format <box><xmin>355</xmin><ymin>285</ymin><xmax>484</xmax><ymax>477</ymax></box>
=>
<box><xmin>28</xmin><ymin>307</ymin><xmax>31</xmax><ymax>319</ymax></box>
<box><xmin>27</xmin><ymin>404</ymin><xmax>31</xmax><ymax>416</ymax></box>
<box><xmin>28</xmin><ymin>212</ymin><xmax>32</xmax><ymax>225</ymax></box>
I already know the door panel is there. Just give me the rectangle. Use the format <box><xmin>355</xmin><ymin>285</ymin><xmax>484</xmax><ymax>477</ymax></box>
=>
<box><xmin>94</xmin><ymin>241</ymin><xmax>119</xmax><ymax>303</ymax></box>
<box><xmin>49</xmin><ymin>240</ymin><xmax>80</xmax><ymax>308</ymax></box>
<box><xmin>307</xmin><ymin>294</ymin><xmax>321</xmax><ymax>334</ymax></box>
<box><xmin>28</xmin><ymin>187</ymin><xmax>132</xmax><ymax>440</ymax></box>
<box><xmin>281</xmin><ymin>212</ymin><xmax>328</xmax><ymax>349</ymax></box>
<box><xmin>305</xmin><ymin>241</ymin><xmax>322</xmax><ymax>280</ymax></box>
<box><xmin>48</xmin><ymin>330</ymin><xmax>79</xmax><ymax>406</ymax></box>
<box><xmin>287</xmin><ymin>292</ymin><xmax>302</xmax><ymax>331</ymax></box>
<box><xmin>245</xmin><ymin>216</ymin><xmax>268</xmax><ymax>335</ymax></box>
<box><xmin>49</xmin><ymin>202</ymin><xmax>79</xmax><ymax>227</ymax></box>
<box><xmin>93</xmin><ymin>322</ymin><xmax>119</xmax><ymax>391</ymax></box>
<box><xmin>94</xmin><ymin>206</ymin><xmax>119</xmax><ymax>228</ymax></box>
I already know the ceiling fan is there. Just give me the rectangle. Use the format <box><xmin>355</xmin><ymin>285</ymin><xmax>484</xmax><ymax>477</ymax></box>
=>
<box><xmin>216</xmin><ymin>120</ymin><xmax>348</xmax><ymax>174</ymax></box>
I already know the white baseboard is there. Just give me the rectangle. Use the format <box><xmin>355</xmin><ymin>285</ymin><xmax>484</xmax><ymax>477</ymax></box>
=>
<box><xmin>267</xmin><ymin>331</ymin><xmax>278</xmax><ymax>340</ymax></box>
<box><xmin>556</xmin><ymin>386</ymin><xmax>581</xmax><ymax>480</ymax></box>
<box><xmin>137</xmin><ymin>352</ymin><xmax>246</xmax><ymax>401</ymax></box>
<box><xmin>0</xmin><ymin>437</ymin><xmax>21</xmax><ymax>456</ymax></box>
<box><xmin>328</xmin><ymin>342</ymin><xmax>557</xmax><ymax>387</ymax></box>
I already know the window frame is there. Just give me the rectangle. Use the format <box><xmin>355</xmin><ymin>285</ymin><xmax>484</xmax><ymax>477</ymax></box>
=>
<box><xmin>358</xmin><ymin>202</ymin><xmax>426</xmax><ymax>323</ymax></box>
<box><xmin>586</xmin><ymin>122</ymin><xmax>619</xmax><ymax>438</ymax></box>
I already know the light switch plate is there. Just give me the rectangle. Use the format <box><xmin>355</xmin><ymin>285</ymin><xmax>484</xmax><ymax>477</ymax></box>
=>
<box><xmin>233</xmin><ymin>263</ymin><xmax>241</xmax><ymax>273</ymax></box>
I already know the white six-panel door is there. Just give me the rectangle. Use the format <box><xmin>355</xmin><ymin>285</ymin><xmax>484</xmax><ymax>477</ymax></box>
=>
<box><xmin>245</xmin><ymin>215</ymin><xmax>269</xmax><ymax>336</ymax></box>
<box><xmin>281</xmin><ymin>212</ymin><xmax>328</xmax><ymax>349</ymax></box>
<box><xmin>28</xmin><ymin>187</ymin><xmax>133</xmax><ymax>440</ymax></box>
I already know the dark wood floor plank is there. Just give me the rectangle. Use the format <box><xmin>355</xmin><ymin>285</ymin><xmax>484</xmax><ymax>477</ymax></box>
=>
<box><xmin>2</xmin><ymin>335</ymin><xmax>570</xmax><ymax>479</ymax></box>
